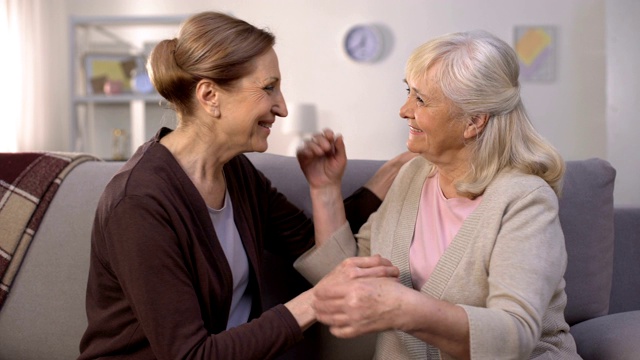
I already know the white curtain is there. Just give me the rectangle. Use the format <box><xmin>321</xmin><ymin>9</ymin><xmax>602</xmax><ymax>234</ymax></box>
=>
<box><xmin>0</xmin><ymin>1</ymin><xmax>21</xmax><ymax>151</ymax></box>
<box><xmin>0</xmin><ymin>0</ymin><xmax>60</xmax><ymax>152</ymax></box>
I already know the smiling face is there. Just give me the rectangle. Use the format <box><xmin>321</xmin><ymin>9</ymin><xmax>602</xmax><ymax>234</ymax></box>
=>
<box><xmin>400</xmin><ymin>62</ymin><xmax>468</xmax><ymax>167</ymax></box>
<box><xmin>217</xmin><ymin>47</ymin><xmax>288</xmax><ymax>153</ymax></box>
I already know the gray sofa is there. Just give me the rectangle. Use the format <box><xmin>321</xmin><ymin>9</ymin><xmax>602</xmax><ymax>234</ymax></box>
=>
<box><xmin>0</xmin><ymin>152</ymin><xmax>638</xmax><ymax>359</ymax></box>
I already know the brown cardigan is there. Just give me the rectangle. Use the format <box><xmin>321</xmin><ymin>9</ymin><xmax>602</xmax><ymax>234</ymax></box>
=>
<box><xmin>78</xmin><ymin>128</ymin><xmax>380</xmax><ymax>360</ymax></box>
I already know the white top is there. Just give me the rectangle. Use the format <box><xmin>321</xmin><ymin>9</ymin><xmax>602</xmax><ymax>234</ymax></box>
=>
<box><xmin>208</xmin><ymin>190</ymin><xmax>252</xmax><ymax>330</ymax></box>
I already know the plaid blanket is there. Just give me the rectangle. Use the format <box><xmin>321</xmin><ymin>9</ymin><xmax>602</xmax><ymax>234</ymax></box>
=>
<box><xmin>0</xmin><ymin>152</ymin><xmax>98</xmax><ymax>311</ymax></box>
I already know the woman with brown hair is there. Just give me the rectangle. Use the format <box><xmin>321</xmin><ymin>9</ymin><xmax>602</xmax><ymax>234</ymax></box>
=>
<box><xmin>78</xmin><ymin>11</ymin><xmax>404</xmax><ymax>360</ymax></box>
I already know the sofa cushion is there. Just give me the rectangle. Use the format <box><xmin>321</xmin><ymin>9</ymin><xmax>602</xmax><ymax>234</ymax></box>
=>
<box><xmin>609</xmin><ymin>207</ymin><xmax>640</xmax><ymax>314</ymax></box>
<box><xmin>245</xmin><ymin>152</ymin><xmax>384</xmax><ymax>216</ymax></box>
<box><xmin>560</xmin><ymin>159</ymin><xmax>616</xmax><ymax>325</ymax></box>
<box><xmin>570</xmin><ymin>310</ymin><xmax>640</xmax><ymax>360</ymax></box>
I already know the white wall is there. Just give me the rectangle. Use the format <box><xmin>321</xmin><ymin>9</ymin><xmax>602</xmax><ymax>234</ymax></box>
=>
<box><xmin>606</xmin><ymin>0</ymin><xmax>640</xmax><ymax>207</ymax></box>
<box><xmin>234</xmin><ymin>0</ymin><xmax>607</xmax><ymax>162</ymax></box>
<box><xmin>47</xmin><ymin>0</ymin><xmax>638</xmax><ymax>205</ymax></box>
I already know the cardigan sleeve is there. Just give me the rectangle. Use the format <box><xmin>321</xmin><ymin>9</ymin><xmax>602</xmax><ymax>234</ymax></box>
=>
<box><xmin>293</xmin><ymin>201</ymin><xmax>382</xmax><ymax>285</ymax></box>
<box><xmin>293</xmin><ymin>196</ymin><xmax>382</xmax><ymax>285</ymax></box>
<box><xmin>293</xmin><ymin>222</ymin><xmax>357</xmax><ymax>284</ymax></box>
<box><xmin>293</xmin><ymin>161</ymin><xmax>418</xmax><ymax>285</ymax></box>
<box><xmin>459</xmin><ymin>185</ymin><xmax>567</xmax><ymax>359</ymax></box>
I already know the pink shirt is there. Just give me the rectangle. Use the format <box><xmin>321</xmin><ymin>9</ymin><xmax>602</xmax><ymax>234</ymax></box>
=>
<box><xmin>410</xmin><ymin>172</ymin><xmax>482</xmax><ymax>290</ymax></box>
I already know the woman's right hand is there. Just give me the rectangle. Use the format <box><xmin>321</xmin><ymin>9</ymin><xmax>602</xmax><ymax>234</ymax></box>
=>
<box><xmin>286</xmin><ymin>255</ymin><xmax>397</xmax><ymax>332</ymax></box>
<box><xmin>296</xmin><ymin>129</ymin><xmax>347</xmax><ymax>190</ymax></box>
<box><xmin>312</xmin><ymin>255</ymin><xmax>406</xmax><ymax>338</ymax></box>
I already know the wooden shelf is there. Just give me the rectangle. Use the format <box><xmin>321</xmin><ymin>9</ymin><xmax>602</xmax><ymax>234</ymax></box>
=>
<box><xmin>73</xmin><ymin>93</ymin><xmax>165</xmax><ymax>104</ymax></box>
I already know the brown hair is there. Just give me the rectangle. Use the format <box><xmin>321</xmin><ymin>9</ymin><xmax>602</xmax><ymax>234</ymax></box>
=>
<box><xmin>147</xmin><ymin>11</ymin><xmax>275</xmax><ymax>116</ymax></box>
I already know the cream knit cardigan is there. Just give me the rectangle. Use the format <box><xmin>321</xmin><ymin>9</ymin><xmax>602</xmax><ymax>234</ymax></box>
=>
<box><xmin>295</xmin><ymin>157</ymin><xmax>580</xmax><ymax>360</ymax></box>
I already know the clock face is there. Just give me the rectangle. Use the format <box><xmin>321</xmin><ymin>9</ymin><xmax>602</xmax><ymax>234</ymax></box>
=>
<box><xmin>344</xmin><ymin>25</ymin><xmax>383</xmax><ymax>62</ymax></box>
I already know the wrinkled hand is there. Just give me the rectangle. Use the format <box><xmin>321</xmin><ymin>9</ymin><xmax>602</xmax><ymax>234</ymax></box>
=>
<box><xmin>313</xmin><ymin>255</ymin><xmax>406</xmax><ymax>338</ymax></box>
<box><xmin>296</xmin><ymin>129</ymin><xmax>346</xmax><ymax>189</ymax></box>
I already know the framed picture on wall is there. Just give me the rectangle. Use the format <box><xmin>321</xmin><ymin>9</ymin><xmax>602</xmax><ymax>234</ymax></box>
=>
<box><xmin>83</xmin><ymin>53</ymin><xmax>138</xmax><ymax>95</ymax></box>
<box><xmin>514</xmin><ymin>26</ymin><xmax>557</xmax><ymax>82</ymax></box>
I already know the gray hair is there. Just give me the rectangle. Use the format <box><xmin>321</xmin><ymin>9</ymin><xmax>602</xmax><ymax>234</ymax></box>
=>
<box><xmin>406</xmin><ymin>30</ymin><xmax>564</xmax><ymax>196</ymax></box>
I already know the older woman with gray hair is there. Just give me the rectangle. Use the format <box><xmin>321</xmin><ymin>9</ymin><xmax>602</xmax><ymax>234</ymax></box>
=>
<box><xmin>295</xmin><ymin>30</ymin><xmax>581</xmax><ymax>359</ymax></box>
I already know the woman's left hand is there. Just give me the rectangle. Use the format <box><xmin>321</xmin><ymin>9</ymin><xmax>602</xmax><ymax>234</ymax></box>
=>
<box><xmin>296</xmin><ymin>129</ymin><xmax>347</xmax><ymax>189</ymax></box>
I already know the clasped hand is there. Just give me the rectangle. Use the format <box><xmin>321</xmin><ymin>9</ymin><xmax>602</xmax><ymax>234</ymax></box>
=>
<box><xmin>296</xmin><ymin>129</ymin><xmax>346</xmax><ymax>189</ymax></box>
<box><xmin>312</xmin><ymin>255</ymin><xmax>406</xmax><ymax>338</ymax></box>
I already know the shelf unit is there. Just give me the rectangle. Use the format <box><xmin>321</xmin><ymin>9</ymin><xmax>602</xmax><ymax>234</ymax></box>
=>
<box><xmin>69</xmin><ymin>15</ymin><xmax>187</xmax><ymax>159</ymax></box>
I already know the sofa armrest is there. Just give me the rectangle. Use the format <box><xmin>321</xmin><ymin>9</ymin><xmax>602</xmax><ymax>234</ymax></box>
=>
<box><xmin>0</xmin><ymin>161</ymin><xmax>123</xmax><ymax>360</ymax></box>
<box><xmin>571</xmin><ymin>311</ymin><xmax>640</xmax><ymax>359</ymax></box>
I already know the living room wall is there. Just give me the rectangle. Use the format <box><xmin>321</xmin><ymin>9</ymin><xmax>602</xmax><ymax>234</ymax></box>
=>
<box><xmin>36</xmin><ymin>0</ymin><xmax>639</xmax><ymax>205</ymax></box>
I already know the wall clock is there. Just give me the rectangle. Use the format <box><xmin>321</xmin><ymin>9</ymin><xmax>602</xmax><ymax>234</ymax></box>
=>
<box><xmin>343</xmin><ymin>24</ymin><xmax>385</xmax><ymax>63</ymax></box>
